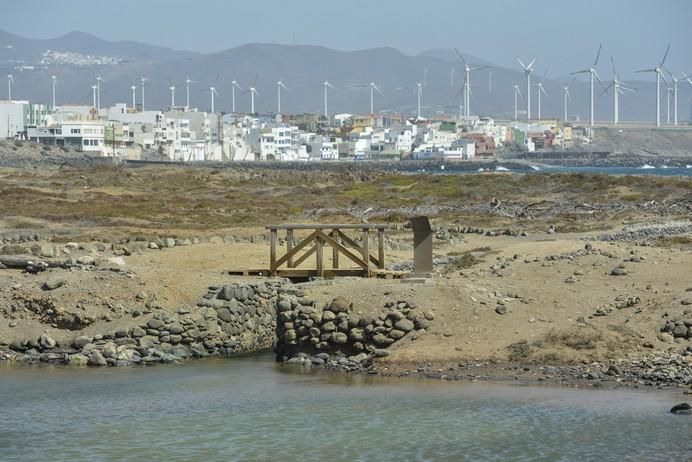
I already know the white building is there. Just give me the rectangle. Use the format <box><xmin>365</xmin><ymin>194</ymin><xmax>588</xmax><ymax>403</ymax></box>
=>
<box><xmin>27</xmin><ymin>120</ymin><xmax>105</xmax><ymax>153</ymax></box>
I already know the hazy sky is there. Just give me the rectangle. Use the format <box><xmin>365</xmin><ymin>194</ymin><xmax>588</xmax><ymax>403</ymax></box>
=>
<box><xmin>2</xmin><ymin>0</ymin><xmax>691</xmax><ymax>79</ymax></box>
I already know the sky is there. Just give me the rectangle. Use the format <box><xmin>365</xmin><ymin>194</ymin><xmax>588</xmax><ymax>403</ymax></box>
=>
<box><xmin>2</xmin><ymin>0</ymin><xmax>691</xmax><ymax>80</ymax></box>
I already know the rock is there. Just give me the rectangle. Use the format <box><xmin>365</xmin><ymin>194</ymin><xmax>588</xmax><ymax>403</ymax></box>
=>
<box><xmin>672</xmin><ymin>324</ymin><xmax>688</xmax><ymax>338</ymax></box>
<box><xmin>42</xmin><ymin>278</ymin><xmax>66</xmax><ymax>291</ymax></box>
<box><xmin>284</xmin><ymin>329</ymin><xmax>297</xmax><ymax>342</ymax></box>
<box><xmin>130</xmin><ymin>327</ymin><xmax>146</xmax><ymax>338</ymax></box>
<box><xmin>88</xmin><ymin>350</ymin><xmax>107</xmax><ymax>367</ymax></box>
<box><xmin>657</xmin><ymin>332</ymin><xmax>674</xmax><ymax>343</ymax></box>
<box><xmin>681</xmin><ymin>298</ymin><xmax>692</xmax><ymax>306</ymax></box>
<box><xmin>321</xmin><ymin>310</ymin><xmax>336</xmax><ymax>322</ymax></box>
<box><xmin>76</xmin><ymin>255</ymin><xmax>95</xmax><ymax>265</ymax></box>
<box><xmin>102</xmin><ymin>342</ymin><xmax>117</xmax><ymax>358</ymax></box>
<box><xmin>373</xmin><ymin>349</ymin><xmax>390</xmax><ymax>357</ymax></box>
<box><xmin>106</xmin><ymin>257</ymin><xmax>126</xmax><ymax>266</ymax></box>
<box><xmin>372</xmin><ymin>333</ymin><xmax>388</xmax><ymax>345</ymax></box>
<box><xmin>394</xmin><ymin>319</ymin><xmax>415</xmax><ymax>332</ymax></box>
<box><xmin>495</xmin><ymin>305</ymin><xmax>508</xmax><ymax>315</ymax></box>
<box><xmin>39</xmin><ymin>333</ymin><xmax>56</xmax><ymax>349</ymax></box>
<box><xmin>72</xmin><ymin>335</ymin><xmax>92</xmax><ymax>349</ymax></box>
<box><xmin>670</xmin><ymin>403</ymin><xmax>691</xmax><ymax>415</ymax></box>
<box><xmin>68</xmin><ymin>354</ymin><xmax>88</xmax><ymax>366</ymax></box>
<box><xmin>321</xmin><ymin>321</ymin><xmax>336</xmax><ymax>332</ymax></box>
<box><xmin>148</xmin><ymin>242</ymin><xmax>159</xmax><ymax>250</ymax></box>
<box><xmin>217</xmin><ymin>308</ymin><xmax>233</xmax><ymax>322</ymax></box>
<box><xmin>329</xmin><ymin>298</ymin><xmax>352</xmax><ymax>313</ymax></box>
<box><xmin>332</xmin><ymin>332</ymin><xmax>348</xmax><ymax>344</ymax></box>
<box><xmin>39</xmin><ymin>244</ymin><xmax>55</xmax><ymax>258</ymax></box>
<box><xmin>424</xmin><ymin>311</ymin><xmax>435</xmax><ymax>321</ymax></box>
<box><xmin>136</xmin><ymin>291</ymin><xmax>147</xmax><ymax>300</ymax></box>
<box><xmin>147</xmin><ymin>319</ymin><xmax>164</xmax><ymax>329</ymax></box>
<box><xmin>389</xmin><ymin>329</ymin><xmax>405</xmax><ymax>340</ymax></box>
<box><xmin>610</xmin><ymin>267</ymin><xmax>627</xmax><ymax>276</ymax></box>
<box><xmin>277</xmin><ymin>300</ymin><xmax>292</xmax><ymax>312</ymax></box>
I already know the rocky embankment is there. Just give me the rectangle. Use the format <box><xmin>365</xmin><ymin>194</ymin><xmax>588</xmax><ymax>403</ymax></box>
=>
<box><xmin>0</xmin><ymin>282</ymin><xmax>282</xmax><ymax>366</ymax></box>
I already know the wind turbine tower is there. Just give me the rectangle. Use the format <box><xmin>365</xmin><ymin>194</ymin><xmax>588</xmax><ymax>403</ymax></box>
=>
<box><xmin>369</xmin><ymin>82</ymin><xmax>382</xmax><ymax>114</ymax></box>
<box><xmin>599</xmin><ymin>57</ymin><xmax>635</xmax><ymax>125</ymax></box>
<box><xmin>323</xmin><ymin>81</ymin><xmax>335</xmax><ymax>119</ymax></box>
<box><xmin>517</xmin><ymin>58</ymin><xmax>536</xmax><ymax>120</ymax></box>
<box><xmin>416</xmin><ymin>82</ymin><xmax>422</xmax><ymax>118</ymax></box>
<box><xmin>140</xmin><ymin>77</ymin><xmax>148</xmax><ymax>111</ymax></box>
<box><xmin>250</xmin><ymin>87</ymin><xmax>258</xmax><ymax>114</ymax></box>
<box><xmin>96</xmin><ymin>75</ymin><xmax>104</xmax><ymax>113</ymax></box>
<box><xmin>513</xmin><ymin>84</ymin><xmax>523</xmax><ymax>121</ymax></box>
<box><xmin>169</xmin><ymin>85</ymin><xmax>176</xmax><ymax>108</ymax></box>
<box><xmin>536</xmin><ymin>81</ymin><xmax>547</xmax><ymax>120</ymax></box>
<box><xmin>7</xmin><ymin>74</ymin><xmax>13</xmax><ymax>101</ymax></box>
<box><xmin>130</xmin><ymin>85</ymin><xmax>136</xmax><ymax>110</ymax></box>
<box><xmin>231</xmin><ymin>80</ymin><xmax>241</xmax><ymax>113</ymax></box>
<box><xmin>277</xmin><ymin>80</ymin><xmax>288</xmax><ymax>113</ymax></box>
<box><xmin>208</xmin><ymin>86</ymin><xmax>218</xmax><ymax>113</ymax></box>
<box><xmin>51</xmin><ymin>75</ymin><xmax>56</xmax><ymax>107</ymax></box>
<box><xmin>185</xmin><ymin>78</ymin><xmax>195</xmax><ymax>109</ymax></box>
<box><xmin>636</xmin><ymin>44</ymin><xmax>670</xmax><ymax>127</ymax></box>
<box><xmin>571</xmin><ymin>44</ymin><xmax>603</xmax><ymax>127</ymax></box>
<box><xmin>563</xmin><ymin>86</ymin><xmax>570</xmax><ymax>122</ymax></box>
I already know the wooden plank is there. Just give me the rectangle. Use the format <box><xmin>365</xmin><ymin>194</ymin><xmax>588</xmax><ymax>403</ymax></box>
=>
<box><xmin>316</xmin><ymin>237</ymin><xmax>324</xmax><ymax>277</ymax></box>
<box><xmin>270</xmin><ymin>229</ymin><xmax>319</xmax><ymax>273</ymax></box>
<box><xmin>338</xmin><ymin>230</ymin><xmax>380</xmax><ymax>267</ymax></box>
<box><xmin>266</xmin><ymin>224</ymin><xmax>393</xmax><ymax>230</ymax></box>
<box><xmin>293</xmin><ymin>245</ymin><xmax>316</xmax><ymax>267</ymax></box>
<box><xmin>314</xmin><ymin>230</ymin><xmax>367</xmax><ymax>269</ymax></box>
<box><xmin>269</xmin><ymin>229</ymin><xmax>277</xmax><ymax>270</ymax></box>
<box><xmin>286</xmin><ymin>229</ymin><xmax>294</xmax><ymax>268</ymax></box>
<box><xmin>362</xmin><ymin>229</ymin><xmax>369</xmax><ymax>270</ymax></box>
<box><xmin>331</xmin><ymin>229</ymin><xmax>339</xmax><ymax>269</ymax></box>
<box><xmin>275</xmin><ymin>269</ymin><xmax>369</xmax><ymax>278</ymax></box>
<box><xmin>377</xmin><ymin>228</ymin><xmax>385</xmax><ymax>269</ymax></box>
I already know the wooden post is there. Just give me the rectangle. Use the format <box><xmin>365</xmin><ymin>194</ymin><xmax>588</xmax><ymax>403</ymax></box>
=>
<box><xmin>269</xmin><ymin>228</ymin><xmax>277</xmax><ymax>274</ymax></box>
<box><xmin>377</xmin><ymin>227</ymin><xmax>385</xmax><ymax>269</ymax></box>
<box><xmin>286</xmin><ymin>229</ymin><xmax>294</xmax><ymax>268</ymax></box>
<box><xmin>331</xmin><ymin>229</ymin><xmax>339</xmax><ymax>269</ymax></box>
<box><xmin>316</xmin><ymin>237</ymin><xmax>324</xmax><ymax>277</ymax></box>
<box><xmin>361</xmin><ymin>228</ymin><xmax>369</xmax><ymax>273</ymax></box>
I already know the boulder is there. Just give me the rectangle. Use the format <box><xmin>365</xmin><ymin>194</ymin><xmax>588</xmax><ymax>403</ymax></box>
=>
<box><xmin>39</xmin><ymin>333</ymin><xmax>56</xmax><ymax>349</ymax></box>
<box><xmin>217</xmin><ymin>308</ymin><xmax>233</xmax><ymax>322</ymax></box>
<box><xmin>670</xmin><ymin>403</ymin><xmax>691</xmax><ymax>415</ymax></box>
<box><xmin>332</xmin><ymin>332</ymin><xmax>348</xmax><ymax>344</ymax></box>
<box><xmin>88</xmin><ymin>350</ymin><xmax>107</xmax><ymax>367</ymax></box>
<box><xmin>72</xmin><ymin>335</ymin><xmax>93</xmax><ymax>349</ymax></box>
<box><xmin>68</xmin><ymin>354</ymin><xmax>89</xmax><ymax>366</ymax></box>
<box><xmin>42</xmin><ymin>278</ymin><xmax>66</xmax><ymax>291</ymax></box>
<box><xmin>329</xmin><ymin>298</ymin><xmax>352</xmax><ymax>313</ymax></box>
<box><xmin>147</xmin><ymin>319</ymin><xmax>165</xmax><ymax>329</ymax></box>
<box><xmin>394</xmin><ymin>319</ymin><xmax>415</xmax><ymax>332</ymax></box>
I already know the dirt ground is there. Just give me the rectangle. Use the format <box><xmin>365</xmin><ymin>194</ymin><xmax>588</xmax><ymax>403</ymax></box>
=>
<box><xmin>0</xmin><ymin>165</ymin><xmax>690</xmax><ymax>371</ymax></box>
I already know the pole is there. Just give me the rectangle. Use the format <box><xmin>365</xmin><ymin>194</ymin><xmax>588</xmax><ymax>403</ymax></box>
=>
<box><xmin>614</xmin><ymin>85</ymin><xmax>618</xmax><ymax>124</ymax></box>
<box><xmin>277</xmin><ymin>83</ymin><xmax>281</xmax><ymax>113</ymax></box>
<box><xmin>141</xmin><ymin>81</ymin><xmax>145</xmax><ymax>112</ymax></box>
<box><xmin>324</xmin><ymin>84</ymin><xmax>328</xmax><ymax>119</ymax></box>
<box><xmin>656</xmin><ymin>72</ymin><xmax>660</xmax><ymax>127</ymax></box>
<box><xmin>538</xmin><ymin>86</ymin><xmax>541</xmax><ymax>120</ymax></box>
<box><xmin>417</xmin><ymin>84</ymin><xmax>421</xmax><ymax>118</ymax></box>
<box><xmin>666</xmin><ymin>87</ymin><xmax>671</xmax><ymax>124</ymax></box>
<box><xmin>526</xmin><ymin>73</ymin><xmax>531</xmax><ymax>120</ymax></box>
<box><xmin>589</xmin><ymin>72</ymin><xmax>594</xmax><ymax>126</ymax></box>
<box><xmin>52</xmin><ymin>77</ymin><xmax>56</xmax><ymax>107</ymax></box>
<box><xmin>232</xmin><ymin>85</ymin><xmax>236</xmax><ymax>113</ymax></box>
<box><xmin>186</xmin><ymin>81</ymin><xmax>190</xmax><ymax>109</ymax></box>
<box><xmin>370</xmin><ymin>85</ymin><xmax>374</xmax><ymax>114</ymax></box>
<box><xmin>674</xmin><ymin>82</ymin><xmax>678</xmax><ymax>126</ymax></box>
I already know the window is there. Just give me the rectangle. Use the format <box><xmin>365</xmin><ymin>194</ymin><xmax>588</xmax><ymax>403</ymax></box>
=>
<box><xmin>71</xmin><ymin>128</ymin><xmax>81</xmax><ymax>134</ymax></box>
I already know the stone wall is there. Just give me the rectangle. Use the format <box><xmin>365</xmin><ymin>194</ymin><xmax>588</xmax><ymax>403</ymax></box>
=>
<box><xmin>275</xmin><ymin>296</ymin><xmax>431</xmax><ymax>371</ymax></box>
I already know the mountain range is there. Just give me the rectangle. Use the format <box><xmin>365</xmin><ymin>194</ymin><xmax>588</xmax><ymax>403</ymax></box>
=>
<box><xmin>1</xmin><ymin>29</ymin><xmax>690</xmax><ymax>123</ymax></box>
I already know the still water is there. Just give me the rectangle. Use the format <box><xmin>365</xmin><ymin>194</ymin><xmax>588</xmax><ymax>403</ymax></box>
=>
<box><xmin>0</xmin><ymin>355</ymin><xmax>690</xmax><ymax>461</ymax></box>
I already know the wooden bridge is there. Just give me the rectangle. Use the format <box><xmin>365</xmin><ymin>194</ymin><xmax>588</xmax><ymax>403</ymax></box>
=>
<box><xmin>227</xmin><ymin>223</ymin><xmax>393</xmax><ymax>279</ymax></box>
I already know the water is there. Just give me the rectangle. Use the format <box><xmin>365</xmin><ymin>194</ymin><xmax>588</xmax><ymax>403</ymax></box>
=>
<box><xmin>1</xmin><ymin>355</ymin><xmax>690</xmax><ymax>461</ymax></box>
<box><xmin>415</xmin><ymin>165</ymin><xmax>692</xmax><ymax>176</ymax></box>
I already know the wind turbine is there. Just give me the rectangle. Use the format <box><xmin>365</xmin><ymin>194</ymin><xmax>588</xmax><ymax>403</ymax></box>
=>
<box><xmin>185</xmin><ymin>78</ymin><xmax>195</xmax><ymax>109</ymax></box>
<box><xmin>7</xmin><ymin>74</ymin><xmax>13</xmax><ymax>101</ymax></box>
<box><xmin>563</xmin><ymin>85</ymin><xmax>571</xmax><ymax>122</ymax></box>
<box><xmin>664</xmin><ymin>70</ymin><xmax>686</xmax><ymax>126</ymax></box>
<box><xmin>249</xmin><ymin>87</ymin><xmax>259</xmax><ymax>114</ymax></box>
<box><xmin>455</xmin><ymin>48</ymin><xmax>489</xmax><ymax>118</ymax></box>
<box><xmin>599</xmin><ymin>57</ymin><xmax>635</xmax><ymax>125</ymax></box>
<box><xmin>277</xmin><ymin>80</ymin><xmax>288</xmax><ymax>113</ymax></box>
<box><xmin>513</xmin><ymin>84</ymin><xmax>523</xmax><ymax>121</ymax></box>
<box><xmin>206</xmin><ymin>86</ymin><xmax>218</xmax><ymax>113</ymax></box>
<box><xmin>323</xmin><ymin>81</ymin><xmax>335</xmax><ymax>118</ymax></box>
<box><xmin>140</xmin><ymin>77</ymin><xmax>148</xmax><ymax>111</ymax></box>
<box><xmin>96</xmin><ymin>75</ymin><xmax>105</xmax><ymax>113</ymax></box>
<box><xmin>416</xmin><ymin>82</ymin><xmax>423</xmax><ymax>118</ymax></box>
<box><xmin>636</xmin><ymin>43</ymin><xmax>670</xmax><ymax>127</ymax></box>
<box><xmin>369</xmin><ymin>82</ymin><xmax>382</xmax><ymax>114</ymax></box>
<box><xmin>231</xmin><ymin>80</ymin><xmax>241</xmax><ymax>113</ymax></box>
<box><xmin>571</xmin><ymin>44</ymin><xmax>603</xmax><ymax>127</ymax></box>
<box><xmin>91</xmin><ymin>85</ymin><xmax>97</xmax><ymax>109</ymax></box>
<box><xmin>51</xmin><ymin>75</ymin><xmax>56</xmax><ymax>107</ymax></box>
<box><xmin>517</xmin><ymin>58</ymin><xmax>536</xmax><ymax>120</ymax></box>
<box><xmin>169</xmin><ymin>85</ymin><xmax>176</xmax><ymax>108</ymax></box>
<box><xmin>535</xmin><ymin>71</ymin><xmax>548</xmax><ymax>120</ymax></box>
<box><xmin>130</xmin><ymin>85</ymin><xmax>136</xmax><ymax>110</ymax></box>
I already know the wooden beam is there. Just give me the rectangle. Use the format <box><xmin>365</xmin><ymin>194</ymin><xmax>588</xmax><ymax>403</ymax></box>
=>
<box><xmin>331</xmin><ymin>229</ymin><xmax>339</xmax><ymax>269</ymax></box>
<box><xmin>293</xmin><ymin>245</ymin><xmax>316</xmax><ymax>267</ymax></box>
<box><xmin>337</xmin><ymin>230</ymin><xmax>380</xmax><ymax>267</ymax></box>
<box><xmin>274</xmin><ymin>268</ymin><xmax>369</xmax><ymax>278</ymax></box>
<box><xmin>286</xmin><ymin>229</ymin><xmax>294</xmax><ymax>268</ymax></box>
<box><xmin>266</xmin><ymin>224</ymin><xmax>393</xmax><ymax>230</ymax></box>
<box><xmin>377</xmin><ymin>228</ymin><xmax>385</xmax><ymax>269</ymax></box>
<box><xmin>316</xmin><ymin>237</ymin><xmax>324</xmax><ymax>277</ymax></box>
<box><xmin>270</xmin><ymin>230</ymin><xmax>319</xmax><ymax>273</ymax></box>
<box><xmin>361</xmin><ymin>228</ymin><xmax>369</xmax><ymax>270</ymax></box>
<box><xmin>269</xmin><ymin>228</ymin><xmax>277</xmax><ymax>270</ymax></box>
<box><xmin>314</xmin><ymin>230</ymin><xmax>368</xmax><ymax>269</ymax></box>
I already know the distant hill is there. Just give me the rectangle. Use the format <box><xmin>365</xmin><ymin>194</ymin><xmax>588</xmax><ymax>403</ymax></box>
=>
<box><xmin>0</xmin><ymin>29</ymin><xmax>688</xmax><ymax>123</ymax></box>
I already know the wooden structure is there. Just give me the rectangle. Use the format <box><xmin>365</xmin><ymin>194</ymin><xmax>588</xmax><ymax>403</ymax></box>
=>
<box><xmin>264</xmin><ymin>224</ymin><xmax>392</xmax><ymax>278</ymax></box>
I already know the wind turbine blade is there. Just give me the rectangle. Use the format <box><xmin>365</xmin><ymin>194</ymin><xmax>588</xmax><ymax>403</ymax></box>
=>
<box><xmin>636</xmin><ymin>68</ymin><xmax>656</xmax><ymax>73</ymax></box>
<box><xmin>540</xmin><ymin>86</ymin><xmax>547</xmax><ymax>95</ymax></box>
<box><xmin>470</xmin><ymin>65</ymin><xmax>490</xmax><ymax>72</ymax></box>
<box><xmin>660</xmin><ymin>71</ymin><xmax>670</xmax><ymax>86</ymax></box>
<box><xmin>374</xmin><ymin>85</ymin><xmax>384</xmax><ymax>96</ymax></box>
<box><xmin>598</xmin><ymin>83</ymin><xmax>612</xmax><ymax>97</ymax></box>
<box><xmin>660</xmin><ymin>43</ymin><xmax>670</xmax><ymax>66</ymax></box>
<box><xmin>454</xmin><ymin>48</ymin><xmax>467</xmax><ymax>67</ymax></box>
<box><xmin>593</xmin><ymin>43</ymin><xmax>602</xmax><ymax>67</ymax></box>
<box><xmin>593</xmin><ymin>70</ymin><xmax>604</xmax><ymax>86</ymax></box>
<box><xmin>611</xmin><ymin>56</ymin><xmax>616</xmax><ymax>76</ymax></box>
<box><xmin>517</xmin><ymin>58</ymin><xmax>527</xmax><ymax>70</ymax></box>
<box><xmin>571</xmin><ymin>70</ymin><xmax>590</xmax><ymax>75</ymax></box>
